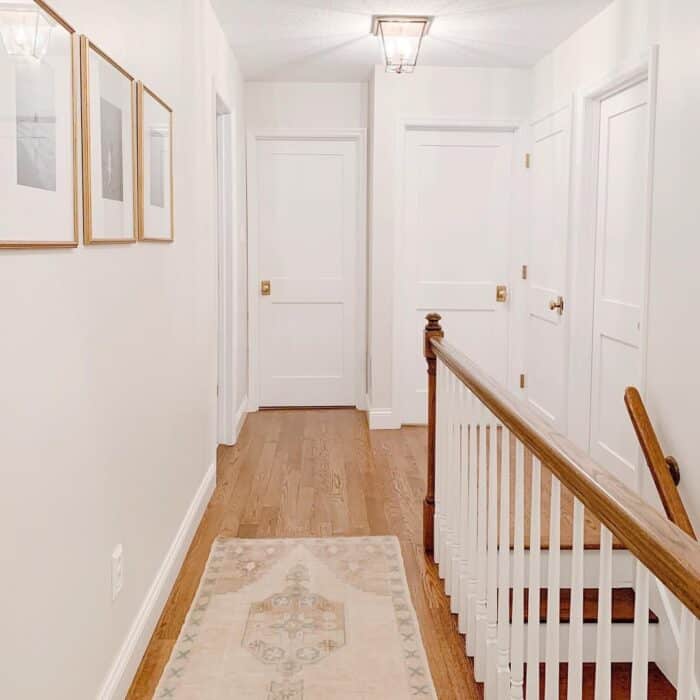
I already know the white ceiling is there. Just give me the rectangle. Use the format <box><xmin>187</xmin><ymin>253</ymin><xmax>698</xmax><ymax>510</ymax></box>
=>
<box><xmin>211</xmin><ymin>0</ymin><xmax>613</xmax><ymax>82</ymax></box>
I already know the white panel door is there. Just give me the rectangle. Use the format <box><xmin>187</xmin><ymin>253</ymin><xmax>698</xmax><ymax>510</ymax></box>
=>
<box><xmin>255</xmin><ymin>139</ymin><xmax>357</xmax><ymax>407</ymax></box>
<box><xmin>524</xmin><ymin>108</ymin><xmax>571</xmax><ymax>430</ymax></box>
<box><xmin>589</xmin><ymin>80</ymin><xmax>649</xmax><ymax>487</ymax></box>
<box><xmin>400</xmin><ymin>128</ymin><xmax>514</xmax><ymax>424</ymax></box>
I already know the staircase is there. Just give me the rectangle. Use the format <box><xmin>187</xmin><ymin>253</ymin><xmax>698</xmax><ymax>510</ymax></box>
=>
<box><xmin>421</xmin><ymin>314</ymin><xmax>699</xmax><ymax>699</ymax></box>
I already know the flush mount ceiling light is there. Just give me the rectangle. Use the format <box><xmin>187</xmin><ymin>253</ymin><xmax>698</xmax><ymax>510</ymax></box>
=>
<box><xmin>0</xmin><ymin>1</ymin><xmax>54</xmax><ymax>60</ymax></box>
<box><xmin>372</xmin><ymin>15</ymin><xmax>432</xmax><ymax>74</ymax></box>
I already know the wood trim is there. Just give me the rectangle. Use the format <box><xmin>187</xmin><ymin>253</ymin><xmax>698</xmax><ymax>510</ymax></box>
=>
<box><xmin>432</xmin><ymin>336</ymin><xmax>700</xmax><ymax>618</ymax></box>
<box><xmin>624</xmin><ymin>387</ymin><xmax>696</xmax><ymax>539</ymax></box>
<box><xmin>0</xmin><ymin>4</ymin><xmax>79</xmax><ymax>249</ymax></box>
<box><xmin>35</xmin><ymin>0</ymin><xmax>75</xmax><ymax>33</ymax></box>
<box><xmin>80</xmin><ymin>36</ymin><xmax>138</xmax><ymax>245</ymax></box>
<box><xmin>137</xmin><ymin>82</ymin><xmax>175</xmax><ymax>242</ymax></box>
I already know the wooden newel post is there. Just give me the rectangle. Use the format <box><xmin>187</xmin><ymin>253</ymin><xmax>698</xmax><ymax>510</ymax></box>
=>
<box><xmin>424</xmin><ymin>313</ymin><xmax>444</xmax><ymax>555</ymax></box>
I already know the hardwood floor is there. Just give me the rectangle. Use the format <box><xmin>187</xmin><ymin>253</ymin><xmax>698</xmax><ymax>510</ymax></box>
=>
<box><xmin>126</xmin><ymin>408</ymin><xmax>482</xmax><ymax>699</ymax></box>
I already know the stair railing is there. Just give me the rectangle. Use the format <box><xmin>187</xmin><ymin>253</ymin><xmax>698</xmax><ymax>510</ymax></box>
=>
<box><xmin>423</xmin><ymin>313</ymin><xmax>700</xmax><ymax>699</ymax></box>
<box><xmin>624</xmin><ymin>386</ymin><xmax>696</xmax><ymax>540</ymax></box>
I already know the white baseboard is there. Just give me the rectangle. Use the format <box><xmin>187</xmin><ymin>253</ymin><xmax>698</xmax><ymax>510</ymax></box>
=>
<box><xmin>97</xmin><ymin>462</ymin><xmax>216</xmax><ymax>700</ymax></box>
<box><xmin>368</xmin><ymin>408</ymin><xmax>401</xmax><ymax>430</ymax></box>
<box><xmin>233</xmin><ymin>396</ymin><xmax>248</xmax><ymax>442</ymax></box>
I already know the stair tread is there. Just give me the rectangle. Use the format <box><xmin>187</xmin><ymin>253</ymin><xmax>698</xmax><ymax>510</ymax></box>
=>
<box><xmin>511</xmin><ymin>587</ymin><xmax>658</xmax><ymax>624</ymax></box>
<box><xmin>503</xmin><ymin>441</ymin><xmax>627</xmax><ymax>551</ymax></box>
<box><xmin>532</xmin><ymin>662</ymin><xmax>676</xmax><ymax>698</ymax></box>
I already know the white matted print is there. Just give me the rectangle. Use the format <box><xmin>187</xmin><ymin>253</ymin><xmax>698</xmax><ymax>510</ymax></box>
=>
<box><xmin>80</xmin><ymin>36</ymin><xmax>136</xmax><ymax>244</ymax></box>
<box><xmin>0</xmin><ymin>0</ymin><xmax>78</xmax><ymax>248</ymax></box>
<box><xmin>137</xmin><ymin>82</ymin><xmax>173</xmax><ymax>241</ymax></box>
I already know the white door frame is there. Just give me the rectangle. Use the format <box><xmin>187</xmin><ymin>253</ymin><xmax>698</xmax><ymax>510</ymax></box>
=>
<box><xmin>246</xmin><ymin>128</ymin><xmax>368</xmax><ymax>411</ymax></box>
<box><xmin>216</xmin><ymin>96</ymin><xmax>237</xmax><ymax>445</ymax></box>
<box><xmin>392</xmin><ymin>116</ymin><xmax>527</xmax><ymax>426</ymax></box>
<box><xmin>568</xmin><ymin>47</ymin><xmax>659</xmax><ymax>459</ymax></box>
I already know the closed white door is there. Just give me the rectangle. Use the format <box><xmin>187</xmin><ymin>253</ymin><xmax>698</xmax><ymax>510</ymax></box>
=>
<box><xmin>524</xmin><ymin>108</ymin><xmax>571</xmax><ymax>431</ymax></box>
<box><xmin>400</xmin><ymin>128</ymin><xmax>514</xmax><ymax>424</ymax></box>
<box><xmin>253</xmin><ymin>138</ymin><xmax>357</xmax><ymax>407</ymax></box>
<box><xmin>589</xmin><ymin>79</ymin><xmax>650</xmax><ymax>487</ymax></box>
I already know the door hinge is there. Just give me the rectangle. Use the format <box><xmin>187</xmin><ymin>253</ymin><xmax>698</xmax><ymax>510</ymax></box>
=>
<box><xmin>520</xmin><ymin>374</ymin><xmax>526</xmax><ymax>389</ymax></box>
<box><xmin>521</xmin><ymin>264</ymin><xmax>528</xmax><ymax>280</ymax></box>
<box><xmin>525</xmin><ymin>153</ymin><xmax>532</xmax><ymax>169</ymax></box>
<box><xmin>496</xmin><ymin>285</ymin><xmax>508</xmax><ymax>303</ymax></box>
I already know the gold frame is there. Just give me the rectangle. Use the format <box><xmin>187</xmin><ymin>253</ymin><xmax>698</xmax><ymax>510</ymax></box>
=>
<box><xmin>136</xmin><ymin>81</ymin><xmax>174</xmax><ymax>242</ymax></box>
<box><xmin>80</xmin><ymin>35</ymin><xmax>138</xmax><ymax>244</ymax></box>
<box><xmin>0</xmin><ymin>0</ymin><xmax>80</xmax><ymax>249</ymax></box>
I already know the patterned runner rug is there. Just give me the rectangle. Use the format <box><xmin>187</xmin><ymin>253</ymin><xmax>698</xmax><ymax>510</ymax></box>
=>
<box><xmin>154</xmin><ymin>536</ymin><xmax>436</xmax><ymax>699</ymax></box>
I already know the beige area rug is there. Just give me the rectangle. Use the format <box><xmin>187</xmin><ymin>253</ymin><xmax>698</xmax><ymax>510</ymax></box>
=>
<box><xmin>154</xmin><ymin>536</ymin><xmax>437</xmax><ymax>699</ymax></box>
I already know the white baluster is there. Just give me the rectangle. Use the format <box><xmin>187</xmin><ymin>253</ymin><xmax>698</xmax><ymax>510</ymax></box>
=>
<box><xmin>544</xmin><ymin>475</ymin><xmax>561</xmax><ymax>700</ymax></box>
<box><xmin>434</xmin><ymin>361</ymin><xmax>444</xmax><ymax>565</ymax></box>
<box><xmin>485</xmin><ymin>416</ymin><xmax>500</xmax><ymax>696</ymax></box>
<box><xmin>567</xmin><ymin>498</ymin><xmax>585</xmax><ymax>700</ymax></box>
<box><xmin>497</xmin><ymin>427</ymin><xmax>512</xmax><ymax>698</ymax></box>
<box><xmin>630</xmin><ymin>562</ymin><xmax>649</xmax><ymax>700</ymax></box>
<box><xmin>465</xmin><ymin>391</ymin><xmax>480</xmax><ymax>656</ymax></box>
<box><xmin>678</xmin><ymin>606</ymin><xmax>696</xmax><ymax>700</ymax></box>
<box><xmin>510</xmin><ymin>441</ymin><xmax>525</xmax><ymax>700</ymax></box>
<box><xmin>457</xmin><ymin>386</ymin><xmax>471</xmax><ymax>634</ymax></box>
<box><xmin>525</xmin><ymin>456</ymin><xmax>542</xmax><ymax>700</ymax></box>
<box><xmin>442</xmin><ymin>372</ymin><xmax>455</xmax><ymax>586</ymax></box>
<box><xmin>594</xmin><ymin>525</ymin><xmax>613</xmax><ymax>700</ymax></box>
<box><xmin>450</xmin><ymin>384</ymin><xmax>465</xmax><ymax>614</ymax></box>
<box><xmin>449</xmin><ymin>373</ymin><xmax>461</xmax><ymax>599</ymax></box>
<box><xmin>474</xmin><ymin>404</ymin><xmax>490</xmax><ymax>681</ymax></box>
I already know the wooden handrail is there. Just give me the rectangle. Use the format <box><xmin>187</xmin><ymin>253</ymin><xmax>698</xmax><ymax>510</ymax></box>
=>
<box><xmin>624</xmin><ymin>386</ymin><xmax>696</xmax><ymax>540</ymax></box>
<box><xmin>423</xmin><ymin>316</ymin><xmax>700</xmax><ymax>619</ymax></box>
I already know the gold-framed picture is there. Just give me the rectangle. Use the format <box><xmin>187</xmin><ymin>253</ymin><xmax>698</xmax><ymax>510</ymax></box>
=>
<box><xmin>137</xmin><ymin>81</ymin><xmax>173</xmax><ymax>242</ymax></box>
<box><xmin>0</xmin><ymin>0</ymin><xmax>79</xmax><ymax>248</ymax></box>
<box><xmin>80</xmin><ymin>35</ymin><xmax>137</xmax><ymax>244</ymax></box>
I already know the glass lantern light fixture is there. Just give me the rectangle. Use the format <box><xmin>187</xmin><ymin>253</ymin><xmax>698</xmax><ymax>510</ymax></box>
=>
<box><xmin>0</xmin><ymin>1</ymin><xmax>54</xmax><ymax>60</ymax></box>
<box><xmin>372</xmin><ymin>15</ymin><xmax>432</xmax><ymax>74</ymax></box>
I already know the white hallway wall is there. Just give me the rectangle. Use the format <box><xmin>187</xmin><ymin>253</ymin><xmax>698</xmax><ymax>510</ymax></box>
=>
<box><xmin>246</xmin><ymin>82</ymin><xmax>369</xmax><ymax>130</ymax></box>
<box><xmin>0</xmin><ymin>0</ymin><xmax>246</xmax><ymax>697</ymax></box>
<box><xmin>368</xmin><ymin>66</ymin><xmax>532</xmax><ymax>429</ymax></box>
<box><xmin>533</xmin><ymin>0</ymin><xmax>700</xmax><ymax>534</ymax></box>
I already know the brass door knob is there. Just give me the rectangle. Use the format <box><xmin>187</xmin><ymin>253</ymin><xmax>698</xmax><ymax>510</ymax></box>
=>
<box><xmin>261</xmin><ymin>280</ymin><xmax>271</xmax><ymax>296</ymax></box>
<box><xmin>549</xmin><ymin>296</ymin><xmax>564</xmax><ymax>315</ymax></box>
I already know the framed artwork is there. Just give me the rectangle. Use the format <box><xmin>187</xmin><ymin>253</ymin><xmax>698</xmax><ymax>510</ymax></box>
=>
<box><xmin>80</xmin><ymin>35</ymin><xmax>137</xmax><ymax>244</ymax></box>
<box><xmin>137</xmin><ymin>82</ymin><xmax>173</xmax><ymax>242</ymax></box>
<box><xmin>0</xmin><ymin>0</ymin><xmax>79</xmax><ymax>248</ymax></box>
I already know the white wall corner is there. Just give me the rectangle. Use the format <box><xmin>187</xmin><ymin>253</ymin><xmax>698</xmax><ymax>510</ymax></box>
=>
<box><xmin>97</xmin><ymin>462</ymin><xmax>216</xmax><ymax>700</ymax></box>
<box><xmin>368</xmin><ymin>408</ymin><xmax>401</xmax><ymax>431</ymax></box>
<box><xmin>233</xmin><ymin>396</ymin><xmax>248</xmax><ymax>443</ymax></box>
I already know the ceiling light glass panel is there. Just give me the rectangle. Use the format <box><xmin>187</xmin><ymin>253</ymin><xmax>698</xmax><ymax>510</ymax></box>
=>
<box><xmin>0</xmin><ymin>1</ymin><xmax>55</xmax><ymax>60</ymax></box>
<box><xmin>373</xmin><ymin>16</ymin><xmax>431</xmax><ymax>74</ymax></box>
